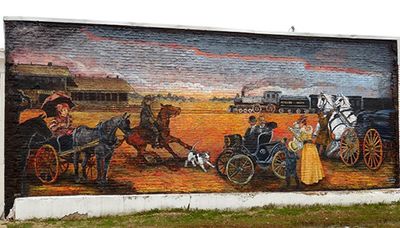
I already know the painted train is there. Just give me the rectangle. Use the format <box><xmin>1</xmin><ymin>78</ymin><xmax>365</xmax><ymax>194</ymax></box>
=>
<box><xmin>228</xmin><ymin>90</ymin><xmax>394</xmax><ymax>114</ymax></box>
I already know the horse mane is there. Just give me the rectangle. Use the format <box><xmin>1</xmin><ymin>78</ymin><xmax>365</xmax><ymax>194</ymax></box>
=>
<box><xmin>157</xmin><ymin>105</ymin><xmax>169</xmax><ymax>121</ymax></box>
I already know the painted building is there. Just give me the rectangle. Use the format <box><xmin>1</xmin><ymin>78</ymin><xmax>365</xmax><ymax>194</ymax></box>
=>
<box><xmin>69</xmin><ymin>76</ymin><xmax>133</xmax><ymax>106</ymax></box>
<box><xmin>8</xmin><ymin>63</ymin><xmax>74</xmax><ymax>107</ymax></box>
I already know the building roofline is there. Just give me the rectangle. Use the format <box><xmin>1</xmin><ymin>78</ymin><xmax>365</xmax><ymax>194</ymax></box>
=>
<box><xmin>4</xmin><ymin>16</ymin><xmax>400</xmax><ymax>41</ymax></box>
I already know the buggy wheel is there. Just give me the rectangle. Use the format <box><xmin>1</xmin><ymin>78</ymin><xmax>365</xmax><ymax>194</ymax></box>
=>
<box><xmin>86</xmin><ymin>156</ymin><xmax>97</xmax><ymax>181</ymax></box>
<box><xmin>278</xmin><ymin>108</ymin><xmax>284</xmax><ymax>113</ymax></box>
<box><xmin>216</xmin><ymin>149</ymin><xmax>234</xmax><ymax>177</ymax></box>
<box><xmin>59</xmin><ymin>160</ymin><xmax>69</xmax><ymax>175</ymax></box>
<box><xmin>34</xmin><ymin>144</ymin><xmax>60</xmax><ymax>184</ymax></box>
<box><xmin>271</xmin><ymin>150</ymin><xmax>286</xmax><ymax>179</ymax></box>
<box><xmin>226</xmin><ymin>154</ymin><xmax>254</xmax><ymax>185</ymax></box>
<box><xmin>363</xmin><ymin>129</ymin><xmax>383</xmax><ymax>170</ymax></box>
<box><xmin>340</xmin><ymin>128</ymin><xmax>360</xmax><ymax>166</ymax></box>
<box><xmin>295</xmin><ymin>108</ymin><xmax>302</xmax><ymax>114</ymax></box>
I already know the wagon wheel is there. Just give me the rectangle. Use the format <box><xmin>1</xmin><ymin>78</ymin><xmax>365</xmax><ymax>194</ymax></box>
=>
<box><xmin>59</xmin><ymin>160</ymin><xmax>70</xmax><ymax>175</ymax></box>
<box><xmin>265</xmin><ymin>104</ymin><xmax>276</xmax><ymax>113</ymax></box>
<box><xmin>278</xmin><ymin>108</ymin><xmax>284</xmax><ymax>113</ymax></box>
<box><xmin>271</xmin><ymin>150</ymin><xmax>286</xmax><ymax>179</ymax></box>
<box><xmin>215</xmin><ymin>149</ymin><xmax>234</xmax><ymax>177</ymax></box>
<box><xmin>34</xmin><ymin>144</ymin><xmax>60</xmax><ymax>184</ymax></box>
<box><xmin>295</xmin><ymin>108</ymin><xmax>302</xmax><ymax>114</ymax></box>
<box><xmin>363</xmin><ymin>129</ymin><xmax>383</xmax><ymax>170</ymax></box>
<box><xmin>253</xmin><ymin>104</ymin><xmax>262</xmax><ymax>113</ymax></box>
<box><xmin>86</xmin><ymin>156</ymin><xmax>98</xmax><ymax>181</ymax></box>
<box><xmin>226</xmin><ymin>154</ymin><xmax>255</xmax><ymax>185</ymax></box>
<box><xmin>339</xmin><ymin>128</ymin><xmax>360</xmax><ymax>166</ymax></box>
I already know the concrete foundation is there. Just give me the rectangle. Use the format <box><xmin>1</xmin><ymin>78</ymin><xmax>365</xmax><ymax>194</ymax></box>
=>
<box><xmin>11</xmin><ymin>189</ymin><xmax>400</xmax><ymax>220</ymax></box>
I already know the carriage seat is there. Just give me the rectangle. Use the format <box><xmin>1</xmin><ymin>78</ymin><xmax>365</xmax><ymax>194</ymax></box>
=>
<box><xmin>47</xmin><ymin>135</ymin><xmax>74</xmax><ymax>153</ymax></box>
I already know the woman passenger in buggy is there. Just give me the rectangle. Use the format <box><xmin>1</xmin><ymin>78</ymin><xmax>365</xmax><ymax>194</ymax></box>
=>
<box><xmin>49</xmin><ymin>103</ymin><xmax>74</xmax><ymax>137</ymax></box>
<box><xmin>48</xmin><ymin>103</ymin><xmax>75</xmax><ymax>150</ymax></box>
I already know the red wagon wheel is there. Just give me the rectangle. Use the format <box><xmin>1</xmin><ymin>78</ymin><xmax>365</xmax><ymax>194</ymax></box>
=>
<box><xmin>339</xmin><ymin>128</ymin><xmax>360</xmax><ymax>166</ymax></box>
<box><xmin>34</xmin><ymin>144</ymin><xmax>60</xmax><ymax>184</ymax></box>
<box><xmin>363</xmin><ymin>129</ymin><xmax>383</xmax><ymax>170</ymax></box>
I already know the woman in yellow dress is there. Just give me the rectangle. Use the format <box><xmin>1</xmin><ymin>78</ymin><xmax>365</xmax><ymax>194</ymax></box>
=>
<box><xmin>297</xmin><ymin>116</ymin><xmax>325</xmax><ymax>185</ymax></box>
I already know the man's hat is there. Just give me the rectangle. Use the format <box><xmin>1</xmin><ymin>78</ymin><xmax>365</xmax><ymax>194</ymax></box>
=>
<box><xmin>248</xmin><ymin>115</ymin><xmax>257</xmax><ymax>123</ymax></box>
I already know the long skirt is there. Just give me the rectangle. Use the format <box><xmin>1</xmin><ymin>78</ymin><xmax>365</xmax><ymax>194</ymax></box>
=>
<box><xmin>300</xmin><ymin>143</ymin><xmax>325</xmax><ymax>185</ymax></box>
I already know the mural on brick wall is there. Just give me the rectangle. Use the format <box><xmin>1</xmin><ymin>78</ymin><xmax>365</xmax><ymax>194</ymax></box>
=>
<box><xmin>4</xmin><ymin>20</ymin><xmax>399</xmax><ymax>212</ymax></box>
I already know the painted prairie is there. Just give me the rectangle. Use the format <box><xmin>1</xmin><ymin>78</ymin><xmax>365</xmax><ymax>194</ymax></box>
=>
<box><xmin>20</xmin><ymin>101</ymin><xmax>398</xmax><ymax>196</ymax></box>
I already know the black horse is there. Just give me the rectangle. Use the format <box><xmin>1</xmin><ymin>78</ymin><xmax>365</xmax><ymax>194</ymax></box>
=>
<box><xmin>14</xmin><ymin>115</ymin><xmax>52</xmax><ymax>195</ymax></box>
<box><xmin>73</xmin><ymin>113</ymin><xmax>131</xmax><ymax>184</ymax></box>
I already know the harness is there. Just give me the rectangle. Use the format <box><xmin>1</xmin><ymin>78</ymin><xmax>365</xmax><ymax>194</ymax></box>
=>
<box><xmin>98</xmin><ymin>120</ymin><xmax>119</xmax><ymax>147</ymax></box>
<box><xmin>328</xmin><ymin>107</ymin><xmax>356</xmax><ymax>141</ymax></box>
<box><xmin>319</xmin><ymin>95</ymin><xmax>335</xmax><ymax>112</ymax></box>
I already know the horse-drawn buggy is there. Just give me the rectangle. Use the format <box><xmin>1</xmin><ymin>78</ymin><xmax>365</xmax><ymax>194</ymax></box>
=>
<box><xmin>215</xmin><ymin>124</ymin><xmax>288</xmax><ymax>185</ymax></box>
<box><xmin>33</xmin><ymin>138</ymin><xmax>99</xmax><ymax>184</ymax></box>
<box><xmin>30</xmin><ymin>113</ymin><xmax>130</xmax><ymax>184</ymax></box>
<box><xmin>319</xmin><ymin>93</ymin><xmax>396</xmax><ymax>170</ymax></box>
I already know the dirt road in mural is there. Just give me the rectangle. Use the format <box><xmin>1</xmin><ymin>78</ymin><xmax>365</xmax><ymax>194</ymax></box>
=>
<box><xmin>20</xmin><ymin>102</ymin><xmax>398</xmax><ymax>196</ymax></box>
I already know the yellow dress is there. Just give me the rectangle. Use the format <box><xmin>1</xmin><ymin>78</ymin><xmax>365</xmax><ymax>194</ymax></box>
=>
<box><xmin>299</xmin><ymin>126</ymin><xmax>325</xmax><ymax>185</ymax></box>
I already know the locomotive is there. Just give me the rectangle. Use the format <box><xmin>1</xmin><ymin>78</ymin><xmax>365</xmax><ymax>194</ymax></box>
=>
<box><xmin>229</xmin><ymin>90</ymin><xmax>312</xmax><ymax>114</ymax></box>
<box><xmin>228</xmin><ymin>90</ymin><xmax>389</xmax><ymax>114</ymax></box>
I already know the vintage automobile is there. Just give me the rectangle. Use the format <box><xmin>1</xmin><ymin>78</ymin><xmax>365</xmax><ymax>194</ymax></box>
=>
<box><xmin>215</xmin><ymin>123</ymin><xmax>287</xmax><ymax>185</ymax></box>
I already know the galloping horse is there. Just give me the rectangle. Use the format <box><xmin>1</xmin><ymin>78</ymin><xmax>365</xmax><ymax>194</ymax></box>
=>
<box><xmin>317</xmin><ymin>93</ymin><xmax>357</xmax><ymax>158</ymax></box>
<box><xmin>125</xmin><ymin>104</ymin><xmax>192</xmax><ymax>160</ymax></box>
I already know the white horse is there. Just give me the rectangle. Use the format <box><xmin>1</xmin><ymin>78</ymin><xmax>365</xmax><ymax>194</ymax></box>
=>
<box><xmin>334</xmin><ymin>93</ymin><xmax>358</xmax><ymax>126</ymax></box>
<box><xmin>316</xmin><ymin>93</ymin><xmax>358</xmax><ymax>158</ymax></box>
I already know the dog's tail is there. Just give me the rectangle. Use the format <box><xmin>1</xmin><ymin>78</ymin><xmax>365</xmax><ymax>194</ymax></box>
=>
<box><xmin>191</xmin><ymin>140</ymin><xmax>201</xmax><ymax>151</ymax></box>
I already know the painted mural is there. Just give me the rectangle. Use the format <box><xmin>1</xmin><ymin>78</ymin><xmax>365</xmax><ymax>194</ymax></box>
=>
<box><xmin>4</xmin><ymin>20</ymin><xmax>399</xmax><ymax>213</ymax></box>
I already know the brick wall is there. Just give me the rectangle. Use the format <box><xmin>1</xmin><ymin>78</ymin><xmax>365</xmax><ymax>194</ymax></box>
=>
<box><xmin>3</xmin><ymin>20</ymin><xmax>399</xmax><ymax>215</ymax></box>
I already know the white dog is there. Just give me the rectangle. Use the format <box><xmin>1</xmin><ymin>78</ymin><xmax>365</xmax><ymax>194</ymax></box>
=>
<box><xmin>184</xmin><ymin>143</ymin><xmax>215</xmax><ymax>172</ymax></box>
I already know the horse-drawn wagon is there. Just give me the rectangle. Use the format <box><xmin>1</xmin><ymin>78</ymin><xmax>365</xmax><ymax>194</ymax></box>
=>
<box><xmin>338</xmin><ymin>109</ymin><xmax>396</xmax><ymax>170</ymax></box>
<box><xmin>319</xmin><ymin>93</ymin><xmax>396</xmax><ymax>170</ymax></box>
<box><xmin>215</xmin><ymin>127</ymin><xmax>288</xmax><ymax>185</ymax></box>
